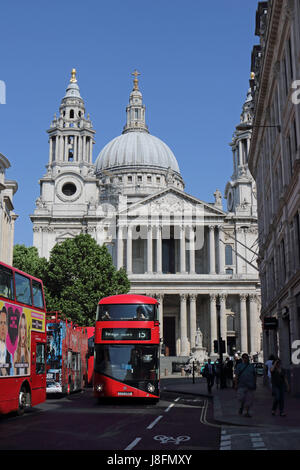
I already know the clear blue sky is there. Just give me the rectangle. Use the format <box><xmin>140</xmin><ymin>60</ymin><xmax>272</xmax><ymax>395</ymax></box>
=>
<box><xmin>0</xmin><ymin>0</ymin><xmax>259</xmax><ymax>247</ymax></box>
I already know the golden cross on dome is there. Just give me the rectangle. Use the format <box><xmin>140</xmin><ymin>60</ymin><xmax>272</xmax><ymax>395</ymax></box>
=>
<box><xmin>70</xmin><ymin>68</ymin><xmax>77</xmax><ymax>83</ymax></box>
<box><xmin>131</xmin><ymin>69</ymin><xmax>140</xmax><ymax>90</ymax></box>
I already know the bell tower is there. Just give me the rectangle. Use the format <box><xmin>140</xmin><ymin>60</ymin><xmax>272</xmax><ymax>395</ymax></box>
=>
<box><xmin>48</xmin><ymin>68</ymin><xmax>95</xmax><ymax>166</ymax></box>
<box><xmin>225</xmin><ymin>88</ymin><xmax>257</xmax><ymax>217</ymax></box>
<box><xmin>31</xmin><ymin>69</ymin><xmax>99</xmax><ymax>259</ymax></box>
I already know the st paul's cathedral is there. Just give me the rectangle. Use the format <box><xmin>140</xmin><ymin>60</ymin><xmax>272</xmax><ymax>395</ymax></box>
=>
<box><xmin>31</xmin><ymin>69</ymin><xmax>262</xmax><ymax>363</ymax></box>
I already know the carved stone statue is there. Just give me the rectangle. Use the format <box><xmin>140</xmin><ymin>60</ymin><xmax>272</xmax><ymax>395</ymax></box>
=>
<box><xmin>214</xmin><ymin>189</ymin><xmax>222</xmax><ymax>207</ymax></box>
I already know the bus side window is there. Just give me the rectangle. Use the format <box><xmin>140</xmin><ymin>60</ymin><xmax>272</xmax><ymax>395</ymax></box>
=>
<box><xmin>0</xmin><ymin>265</ymin><xmax>14</xmax><ymax>300</ymax></box>
<box><xmin>36</xmin><ymin>343</ymin><xmax>45</xmax><ymax>374</ymax></box>
<box><xmin>32</xmin><ymin>280</ymin><xmax>44</xmax><ymax>309</ymax></box>
<box><xmin>15</xmin><ymin>272</ymin><xmax>32</xmax><ymax>306</ymax></box>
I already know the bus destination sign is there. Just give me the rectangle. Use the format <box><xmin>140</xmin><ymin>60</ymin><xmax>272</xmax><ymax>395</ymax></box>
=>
<box><xmin>102</xmin><ymin>328</ymin><xmax>151</xmax><ymax>341</ymax></box>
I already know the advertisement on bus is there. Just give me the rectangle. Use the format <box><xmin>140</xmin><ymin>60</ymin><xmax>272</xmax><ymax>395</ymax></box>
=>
<box><xmin>0</xmin><ymin>301</ymin><xmax>45</xmax><ymax>378</ymax></box>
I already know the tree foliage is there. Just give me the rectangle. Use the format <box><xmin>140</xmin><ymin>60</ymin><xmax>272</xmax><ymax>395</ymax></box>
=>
<box><xmin>13</xmin><ymin>235</ymin><xmax>130</xmax><ymax>326</ymax></box>
<box><xmin>13</xmin><ymin>244</ymin><xmax>48</xmax><ymax>279</ymax></box>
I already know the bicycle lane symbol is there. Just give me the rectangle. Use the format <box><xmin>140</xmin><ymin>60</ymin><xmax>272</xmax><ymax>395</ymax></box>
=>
<box><xmin>154</xmin><ymin>435</ymin><xmax>191</xmax><ymax>445</ymax></box>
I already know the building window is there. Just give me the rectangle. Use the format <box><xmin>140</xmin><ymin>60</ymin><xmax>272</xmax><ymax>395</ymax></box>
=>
<box><xmin>62</xmin><ymin>182</ymin><xmax>77</xmax><ymax>196</ymax></box>
<box><xmin>128</xmin><ymin>175</ymin><xmax>132</xmax><ymax>183</ymax></box>
<box><xmin>280</xmin><ymin>239</ymin><xmax>286</xmax><ymax>283</ymax></box>
<box><xmin>295</xmin><ymin>213</ymin><xmax>300</xmax><ymax>266</ymax></box>
<box><xmin>70</xmin><ymin>109</ymin><xmax>74</xmax><ymax>119</ymax></box>
<box><xmin>225</xmin><ymin>245</ymin><xmax>233</xmax><ymax>265</ymax></box>
<box><xmin>227</xmin><ymin>315</ymin><xmax>235</xmax><ymax>331</ymax></box>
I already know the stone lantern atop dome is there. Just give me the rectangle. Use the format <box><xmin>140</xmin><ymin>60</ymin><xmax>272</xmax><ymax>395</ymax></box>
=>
<box><xmin>123</xmin><ymin>70</ymin><xmax>149</xmax><ymax>134</ymax></box>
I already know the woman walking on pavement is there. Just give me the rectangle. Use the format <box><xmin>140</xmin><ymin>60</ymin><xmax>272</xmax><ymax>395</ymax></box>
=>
<box><xmin>271</xmin><ymin>358</ymin><xmax>290</xmax><ymax>417</ymax></box>
<box><xmin>234</xmin><ymin>353</ymin><xmax>256</xmax><ymax>417</ymax></box>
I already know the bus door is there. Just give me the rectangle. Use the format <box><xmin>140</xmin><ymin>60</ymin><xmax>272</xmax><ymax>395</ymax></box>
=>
<box><xmin>31</xmin><ymin>337</ymin><xmax>46</xmax><ymax>405</ymax></box>
<box><xmin>72</xmin><ymin>352</ymin><xmax>81</xmax><ymax>390</ymax></box>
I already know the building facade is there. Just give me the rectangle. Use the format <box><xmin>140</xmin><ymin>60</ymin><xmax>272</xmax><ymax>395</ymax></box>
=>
<box><xmin>248</xmin><ymin>0</ymin><xmax>300</xmax><ymax>394</ymax></box>
<box><xmin>31</xmin><ymin>69</ymin><xmax>262</xmax><ymax>362</ymax></box>
<box><xmin>0</xmin><ymin>152</ymin><xmax>18</xmax><ymax>265</ymax></box>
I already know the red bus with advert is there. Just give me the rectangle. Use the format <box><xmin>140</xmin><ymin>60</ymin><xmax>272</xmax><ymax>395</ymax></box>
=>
<box><xmin>0</xmin><ymin>261</ymin><xmax>47</xmax><ymax>415</ymax></box>
<box><xmin>93</xmin><ymin>294</ymin><xmax>160</xmax><ymax>402</ymax></box>
<box><xmin>46</xmin><ymin>312</ymin><xmax>88</xmax><ymax>395</ymax></box>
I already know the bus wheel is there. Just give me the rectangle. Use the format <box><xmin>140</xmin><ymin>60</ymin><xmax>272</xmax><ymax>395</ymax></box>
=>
<box><xmin>17</xmin><ymin>386</ymin><xmax>29</xmax><ymax>416</ymax></box>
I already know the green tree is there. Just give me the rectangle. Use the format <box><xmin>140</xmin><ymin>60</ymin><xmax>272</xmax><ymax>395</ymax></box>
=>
<box><xmin>13</xmin><ymin>244</ymin><xmax>48</xmax><ymax>279</ymax></box>
<box><xmin>45</xmin><ymin>234</ymin><xmax>130</xmax><ymax>325</ymax></box>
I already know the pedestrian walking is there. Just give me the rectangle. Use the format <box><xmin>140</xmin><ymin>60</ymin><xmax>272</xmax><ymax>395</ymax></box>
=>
<box><xmin>271</xmin><ymin>358</ymin><xmax>290</xmax><ymax>417</ymax></box>
<box><xmin>234</xmin><ymin>353</ymin><xmax>256</xmax><ymax>417</ymax></box>
<box><xmin>265</xmin><ymin>354</ymin><xmax>275</xmax><ymax>389</ymax></box>
<box><xmin>215</xmin><ymin>361</ymin><xmax>221</xmax><ymax>389</ymax></box>
<box><xmin>203</xmin><ymin>359</ymin><xmax>216</xmax><ymax>393</ymax></box>
<box><xmin>224</xmin><ymin>357</ymin><xmax>234</xmax><ymax>388</ymax></box>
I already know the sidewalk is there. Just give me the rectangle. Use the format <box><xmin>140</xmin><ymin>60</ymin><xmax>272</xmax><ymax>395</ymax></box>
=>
<box><xmin>161</xmin><ymin>375</ymin><xmax>300</xmax><ymax>429</ymax></box>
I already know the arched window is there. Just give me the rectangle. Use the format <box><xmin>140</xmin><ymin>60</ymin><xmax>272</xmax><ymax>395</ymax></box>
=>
<box><xmin>69</xmin><ymin>109</ymin><xmax>74</xmax><ymax>119</ymax></box>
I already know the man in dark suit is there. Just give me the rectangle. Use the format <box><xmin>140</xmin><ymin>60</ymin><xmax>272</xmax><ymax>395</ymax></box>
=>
<box><xmin>203</xmin><ymin>359</ymin><xmax>216</xmax><ymax>393</ymax></box>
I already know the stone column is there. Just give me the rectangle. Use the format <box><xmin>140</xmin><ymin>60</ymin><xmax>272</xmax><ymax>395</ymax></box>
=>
<box><xmin>209</xmin><ymin>226</ymin><xmax>216</xmax><ymax>274</ymax></box>
<box><xmin>78</xmin><ymin>135</ymin><xmax>82</xmax><ymax>161</ymax></box>
<box><xmin>126</xmin><ymin>224</ymin><xmax>132</xmax><ymax>274</ymax></box>
<box><xmin>249</xmin><ymin>294</ymin><xmax>258</xmax><ymax>355</ymax></box>
<box><xmin>147</xmin><ymin>225</ymin><xmax>153</xmax><ymax>273</ymax></box>
<box><xmin>220</xmin><ymin>293</ymin><xmax>227</xmax><ymax>353</ymax></box>
<box><xmin>82</xmin><ymin>135</ymin><xmax>86</xmax><ymax>161</ymax></box>
<box><xmin>180</xmin><ymin>225</ymin><xmax>186</xmax><ymax>273</ymax></box>
<box><xmin>180</xmin><ymin>294</ymin><xmax>188</xmax><ymax>355</ymax></box>
<box><xmin>218</xmin><ymin>226</ymin><xmax>225</xmax><ymax>274</ymax></box>
<box><xmin>210</xmin><ymin>294</ymin><xmax>218</xmax><ymax>354</ymax></box>
<box><xmin>89</xmin><ymin>138</ymin><xmax>93</xmax><ymax>163</ymax></box>
<box><xmin>117</xmin><ymin>225</ymin><xmax>124</xmax><ymax>270</ymax></box>
<box><xmin>156</xmin><ymin>225</ymin><xmax>162</xmax><ymax>273</ymax></box>
<box><xmin>74</xmin><ymin>135</ymin><xmax>78</xmax><ymax>162</ymax></box>
<box><xmin>49</xmin><ymin>137</ymin><xmax>53</xmax><ymax>164</ymax></box>
<box><xmin>189</xmin><ymin>294</ymin><xmax>197</xmax><ymax>349</ymax></box>
<box><xmin>240</xmin><ymin>294</ymin><xmax>248</xmax><ymax>353</ymax></box>
<box><xmin>189</xmin><ymin>226</ymin><xmax>195</xmax><ymax>274</ymax></box>
<box><xmin>64</xmin><ymin>136</ymin><xmax>68</xmax><ymax>161</ymax></box>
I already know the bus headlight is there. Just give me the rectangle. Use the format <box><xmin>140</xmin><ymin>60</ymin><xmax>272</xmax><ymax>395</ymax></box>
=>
<box><xmin>96</xmin><ymin>384</ymin><xmax>104</xmax><ymax>392</ymax></box>
<box><xmin>147</xmin><ymin>383</ymin><xmax>155</xmax><ymax>393</ymax></box>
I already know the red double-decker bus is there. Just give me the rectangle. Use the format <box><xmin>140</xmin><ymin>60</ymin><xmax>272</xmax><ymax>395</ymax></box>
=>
<box><xmin>93</xmin><ymin>294</ymin><xmax>160</xmax><ymax>402</ymax></box>
<box><xmin>46</xmin><ymin>313</ymin><xmax>88</xmax><ymax>395</ymax></box>
<box><xmin>0</xmin><ymin>261</ymin><xmax>47</xmax><ymax>415</ymax></box>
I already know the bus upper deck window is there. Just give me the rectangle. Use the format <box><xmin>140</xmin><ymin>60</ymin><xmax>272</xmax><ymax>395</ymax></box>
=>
<box><xmin>0</xmin><ymin>266</ymin><xmax>14</xmax><ymax>300</ymax></box>
<box><xmin>15</xmin><ymin>273</ymin><xmax>32</xmax><ymax>306</ymax></box>
<box><xmin>32</xmin><ymin>280</ymin><xmax>44</xmax><ymax>309</ymax></box>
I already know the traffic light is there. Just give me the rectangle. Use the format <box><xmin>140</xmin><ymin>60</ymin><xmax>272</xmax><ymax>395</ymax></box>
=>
<box><xmin>213</xmin><ymin>339</ymin><xmax>226</xmax><ymax>354</ymax></box>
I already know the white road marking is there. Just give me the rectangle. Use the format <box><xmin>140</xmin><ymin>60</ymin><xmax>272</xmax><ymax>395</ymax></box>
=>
<box><xmin>124</xmin><ymin>437</ymin><xmax>141</xmax><ymax>450</ymax></box>
<box><xmin>165</xmin><ymin>403</ymin><xmax>175</xmax><ymax>412</ymax></box>
<box><xmin>147</xmin><ymin>415</ymin><xmax>163</xmax><ymax>429</ymax></box>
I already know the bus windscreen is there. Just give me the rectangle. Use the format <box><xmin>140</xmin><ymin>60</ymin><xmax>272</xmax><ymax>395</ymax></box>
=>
<box><xmin>96</xmin><ymin>304</ymin><xmax>157</xmax><ymax>322</ymax></box>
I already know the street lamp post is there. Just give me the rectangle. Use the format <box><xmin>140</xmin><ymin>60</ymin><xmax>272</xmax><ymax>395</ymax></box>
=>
<box><xmin>216</xmin><ymin>300</ymin><xmax>226</xmax><ymax>389</ymax></box>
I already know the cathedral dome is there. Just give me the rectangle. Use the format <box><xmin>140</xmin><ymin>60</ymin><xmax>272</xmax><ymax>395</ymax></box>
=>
<box><xmin>95</xmin><ymin>130</ymin><xmax>180</xmax><ymax>174</ymax></box>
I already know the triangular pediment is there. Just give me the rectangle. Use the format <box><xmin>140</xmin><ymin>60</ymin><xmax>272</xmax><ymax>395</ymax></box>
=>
<box><xmin>120</xmin><ymin>187</ymin><xmax>227</xmax><ymax>219</ymax></box>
